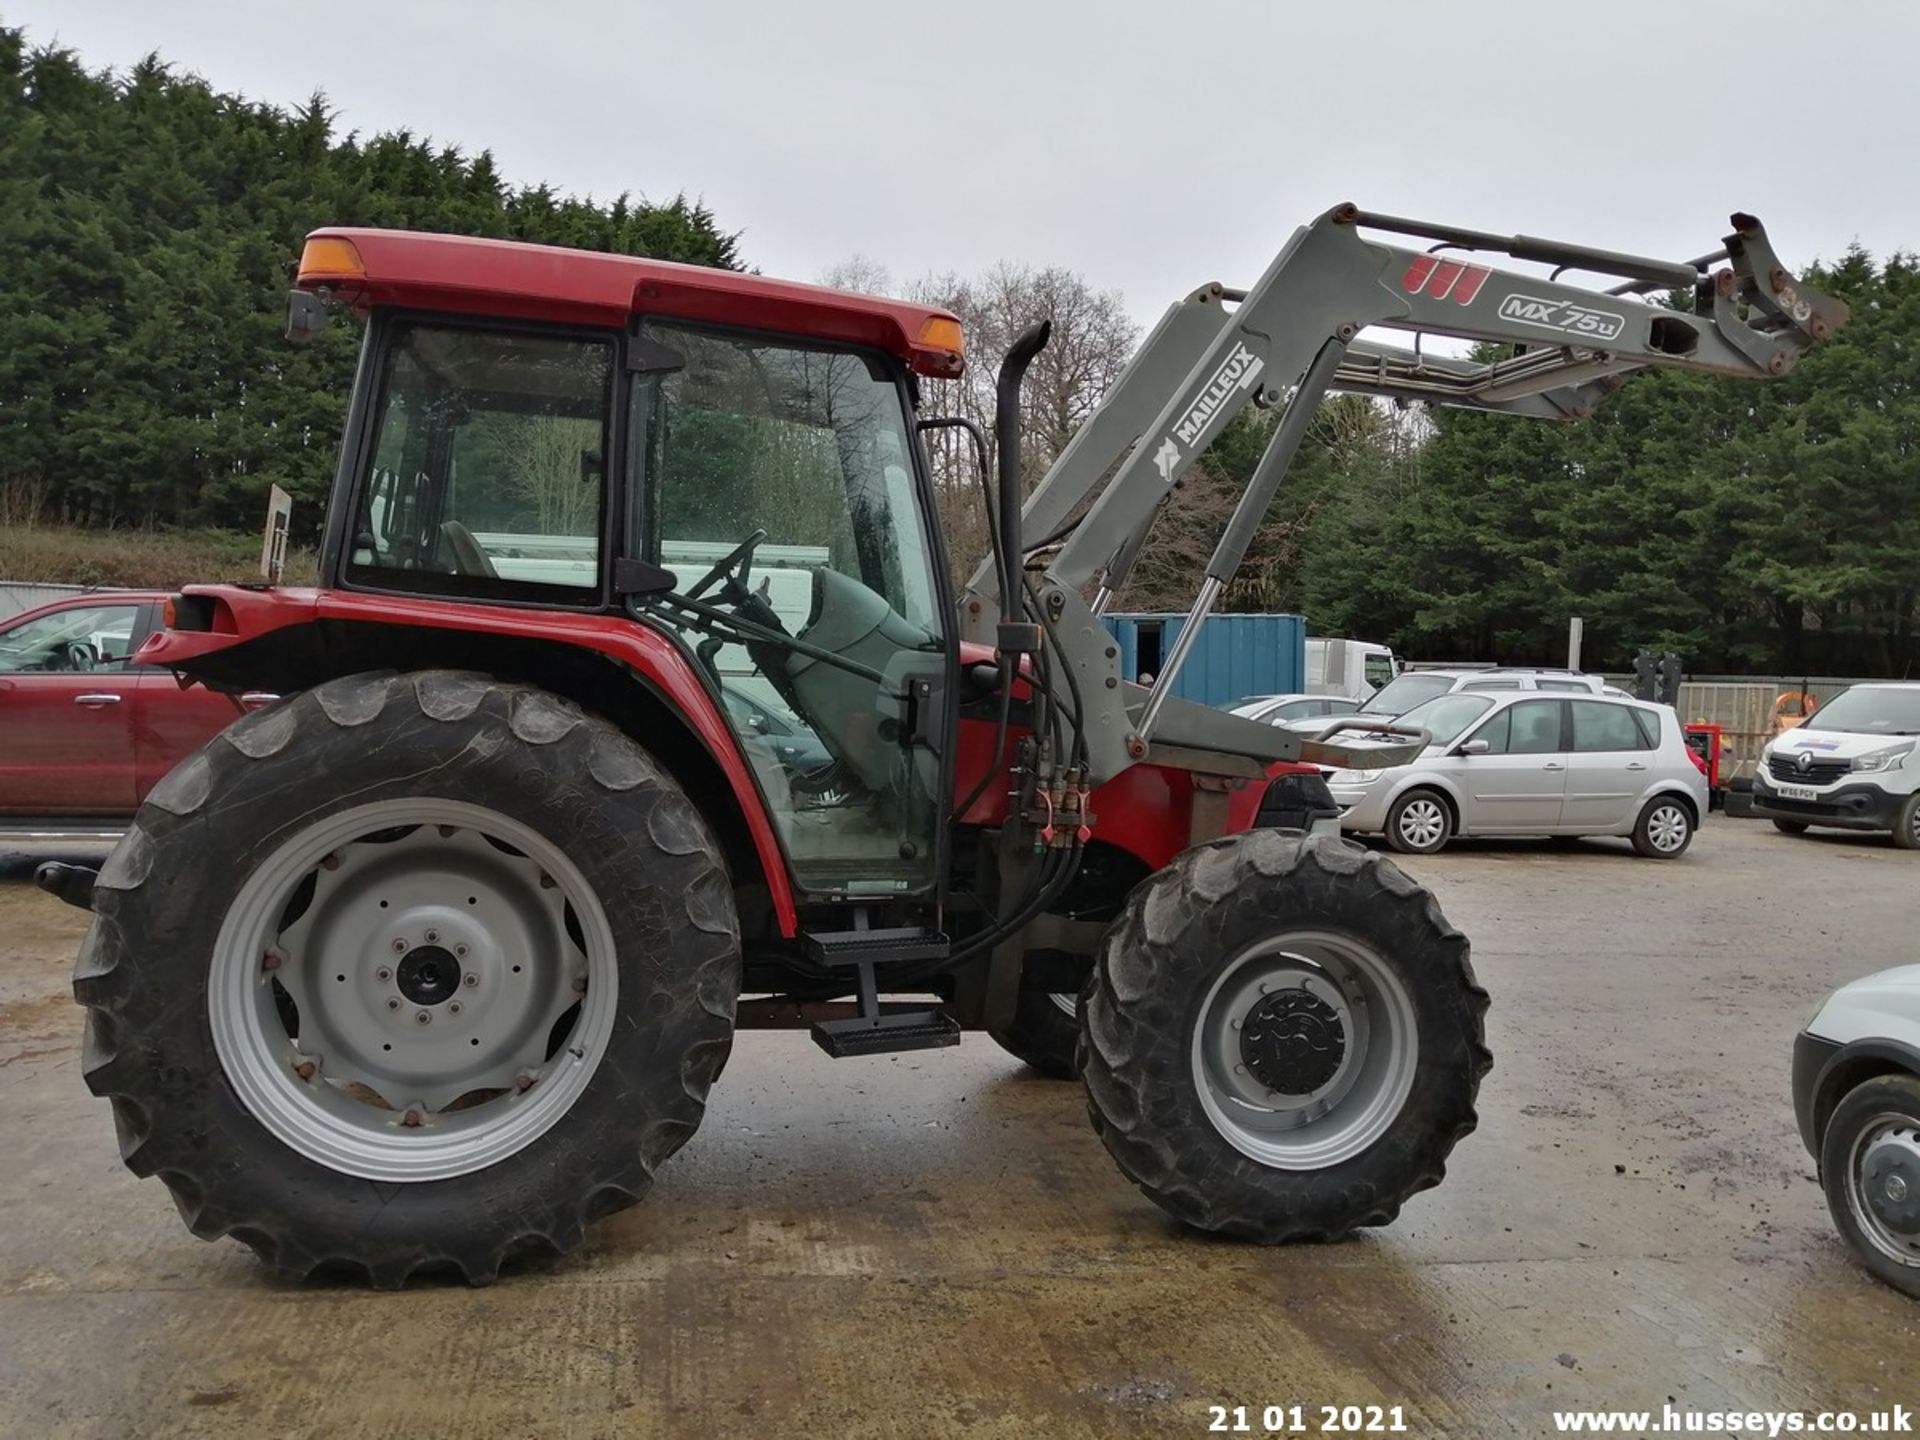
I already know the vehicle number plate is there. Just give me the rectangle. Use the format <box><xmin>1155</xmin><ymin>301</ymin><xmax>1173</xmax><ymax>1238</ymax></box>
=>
<box><xmin>1774</xmin><ymin>783</ymin><xmax>1819</xmax><ymax>802</ymax></box>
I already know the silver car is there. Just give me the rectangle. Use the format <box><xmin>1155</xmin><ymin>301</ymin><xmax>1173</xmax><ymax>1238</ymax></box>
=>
<box><xmin>1226</xmin><ymin>692</ymin><xmax>1363</xmax><ymax>726</ymax></box>
<box><xmin>1322</xmin><ymin>690</ymin><xmax>1707</xmax><ymax>858</ymax></box>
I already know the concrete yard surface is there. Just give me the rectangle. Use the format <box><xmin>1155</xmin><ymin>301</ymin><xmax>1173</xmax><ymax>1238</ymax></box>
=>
<box><xmin>1</xmin><ymin>822</ymin><xmax>1916</xmax><ymax>1437</ymax></box>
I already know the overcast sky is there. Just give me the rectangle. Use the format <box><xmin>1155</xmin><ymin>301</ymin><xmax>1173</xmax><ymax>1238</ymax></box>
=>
<box><xmin>18</xmin><ymin>0</ymin><xmax>1920</xmax><ymax>324</ymax></box>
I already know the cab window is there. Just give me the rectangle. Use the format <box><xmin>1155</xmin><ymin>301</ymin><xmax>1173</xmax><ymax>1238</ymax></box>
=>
<box><xmin>348</xmin><ymin>323</ymin><xmax>613</xmax><ymax>602</ymax></box>
<box><xmin>628</xmin><ymin>321</ymin><xmax>948</xmax><ymax>896</ymax></box>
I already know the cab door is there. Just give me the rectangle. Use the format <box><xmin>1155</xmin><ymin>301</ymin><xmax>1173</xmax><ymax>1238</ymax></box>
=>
<box><xmin>1455</xmin><ymin>698</ymin><xmax>1569</xmax><ymax>831</ymax></box>
<box><xmin>0</xmin><ymin>599</ymin><xmax>149</xmax><ymax>816</ymax></box>
<box><xmin>628</xmin><ymin>320</ymin><xmax>954</xmax><ymax>898</ymax></box>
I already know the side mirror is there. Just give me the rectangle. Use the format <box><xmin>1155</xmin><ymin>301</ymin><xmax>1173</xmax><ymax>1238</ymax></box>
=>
<box><xmin>1455</xmin><ymin>738</ymin><xmax>1490</xmax><ymax>756</ymax></box>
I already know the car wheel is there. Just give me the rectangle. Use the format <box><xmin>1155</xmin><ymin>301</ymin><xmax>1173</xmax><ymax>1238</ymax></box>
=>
<box><xmin>1772</xmin><ymin>818</ymin><xmax>1810</xmax><ymax>836</ymax></box>
<box><xmin>1631</xmin><ymin>795</ymin><xmax>1694</xmax><ymax>858</ymax></box>
<box><xmin>1820</xmin><ymin>1074</ymin><xmax>1920</xmax><ymax>1299</ymax></box>
<box><xmin>1385</xmin><ymin>790</ymin><xmax>1452</xmax><ymax>855</ymax></box>
<box><xmin>1893</xmin><ymin>794</ymin><xmax>1920</xmax><ymax>852</ymax></box>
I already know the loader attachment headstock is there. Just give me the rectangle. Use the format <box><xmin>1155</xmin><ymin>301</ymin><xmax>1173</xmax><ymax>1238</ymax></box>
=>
<box><xmin>1324</xmin><ymin>206</ymin><xmax>1847</xmax><ymax>420</ymax></box>
<box><xmin>958</xmin><ymin>203</ymin><xmax>1845</xmax><ymax>788</ymax></box>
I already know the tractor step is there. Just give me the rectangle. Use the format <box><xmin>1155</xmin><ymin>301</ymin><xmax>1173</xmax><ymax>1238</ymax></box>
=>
<box><xmin>810</xmin><ymin>1006</ymin><xmax>961</xmax><ymax>1058</ymax></box>
<box><xmin>801</xmin><ymin>926</ymin><xmax>949</xmax><ymax>967</ymax></box>
<box><xmin>800</xmin><ymin>921</ymin><xmax>955</xmax><ymax>1058</ymax></box>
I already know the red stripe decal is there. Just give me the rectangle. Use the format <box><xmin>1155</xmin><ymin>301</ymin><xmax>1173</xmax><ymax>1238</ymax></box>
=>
<box><xmin>1401</xmin><ymin>256</ymin><xmax>1438</xmax><ymax>294</ymax></box>
<box><xmin>1452</xmin><ymin>265</ymin><xmax>1490</xmax><ymax>305</ymax></box>
<box><xmin>1426</xmin><ymin>260</ymin><xmax>1466</xmax><ymax>300</ymax></box>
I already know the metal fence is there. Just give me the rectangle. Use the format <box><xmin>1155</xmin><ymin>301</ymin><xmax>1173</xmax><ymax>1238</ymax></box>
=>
<box><xmin>1602</xmin><ymin>674</ymin><xmax>1896</xmax><ymax>782</ymax></box>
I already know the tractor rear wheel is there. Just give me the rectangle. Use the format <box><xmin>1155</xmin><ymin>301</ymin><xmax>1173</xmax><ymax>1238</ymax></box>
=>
<box><xmin>73</xmin><ymin>671</ymin><xmax>742</xmax><ymax>1286</ymax></box>
<box><xmin>1081</xmin><ymin>830</ymin><xmax>1489</xmax><ymax>1241</ymax></box>
<box><xmin>989</xmin><ymin>991</ymin><xmax>1081</xmax><ymax>1079</ymax></box>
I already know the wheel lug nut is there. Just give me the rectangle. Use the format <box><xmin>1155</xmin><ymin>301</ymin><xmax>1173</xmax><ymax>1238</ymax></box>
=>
<box><xmin>455</xmin><ymin>944</ymin><xmax>469</xmax><ymax>959</ymax></box>
<box><xmin>376</xmin><ymin>966</ymin><xmax>392</xmax><ymax>982</ymax></box>
<box><xmin>1234</xmin><ymin>1064</ymin><xmax>1247</xmax><ymax>1076</ymax></box>
<box><xmin>448</xmin><ymin>1001</ymin><xmax>463</xmax><ymax>1015</ymax></box>
<box><xmin>425</xmin><ymin>929</ymin><xmax>439</xmax><ymax>943</ymax></box>
<box><xmin>463</xmin><ymin>971</ymin><xmax>478</xmax><ymax>987</ymax></box>
<box><xmin>415</xmin><ymin>1010</ymin><xmax>431</xmax><ymax>1025</ymax></box>
<box><xmin>392</xmin><ymin>938</ymin><xmax>408</xmax><ymax>953</ymax></box>
<box><xmin>387</xmin><ymin>998</ymin><xmax>402</xmax><ymax>1011</ymax></box>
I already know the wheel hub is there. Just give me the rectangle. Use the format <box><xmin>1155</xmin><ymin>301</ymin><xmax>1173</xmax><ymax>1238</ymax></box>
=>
<box><xmin>209</xmin><ymin>799</ymin><xmax>617</xmax><ymax>1183</ymax></box>
<box><xmin>396</xmin><ymin>945</ymin><xmax>463</xmax><ymax>1006</ymax></box>
<box><xmin>1240</xmin><ymin>989</ymin><xmax>1347</xmax><ymax>1095</ymax></box>
<box><xmin>1189</xmin><ymin>932</ymin><xmax>1422</xmax><ymax>1171</ymax></box>
<box><xmin>1863</xmin><ymin>1130</ymin><xmax>1920</xmax><ymax>1236</ymax></box>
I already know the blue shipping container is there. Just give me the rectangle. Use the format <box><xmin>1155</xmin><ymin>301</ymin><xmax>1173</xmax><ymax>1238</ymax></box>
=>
<box><xmin>1103</xmin><ymin>612</ymin><xmax>1306</xmax><ymax>709</ymax></box>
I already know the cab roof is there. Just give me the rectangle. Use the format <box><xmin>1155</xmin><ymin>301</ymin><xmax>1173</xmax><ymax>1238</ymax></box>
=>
<box><xmin>295</xmin><ymin>227</ymin><xmax>965</xmax><ymax>378</ymax></box>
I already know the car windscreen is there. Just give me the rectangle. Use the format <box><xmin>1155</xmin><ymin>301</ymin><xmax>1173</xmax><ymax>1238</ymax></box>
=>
<box><xmin>1395</xmin><ymin>693</ymin><xmax>1494</xmax><ymax>747</ymax></box>
<box><xmin>1366</xmin><ymin>673</ymin><xmax>1457</xmax><ymax>715</ymax></box>
<box><xmin>1804</xmin><ymin>687</ymin><xmax>1920</xmax><ymax>736</ymax></box>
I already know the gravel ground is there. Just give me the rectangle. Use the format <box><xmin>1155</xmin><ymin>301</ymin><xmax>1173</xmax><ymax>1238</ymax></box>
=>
<box><xmin>0</xmin><ymin>819</ymin><xmax>1915</xmax><ymax>1437</ymax></box>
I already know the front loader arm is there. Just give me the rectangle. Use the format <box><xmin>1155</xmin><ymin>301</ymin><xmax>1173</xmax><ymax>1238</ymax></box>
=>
<box><xmin>958</xmin><ymin>204</ymin><xmax>1843</xmax><ymax>786</ymax></box>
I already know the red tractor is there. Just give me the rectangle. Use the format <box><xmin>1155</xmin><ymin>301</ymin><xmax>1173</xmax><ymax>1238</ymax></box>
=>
<box><xmin>53</xmin><ymin>210</ymin><xmax>1841</xmax><ymax>1284</ymax></box>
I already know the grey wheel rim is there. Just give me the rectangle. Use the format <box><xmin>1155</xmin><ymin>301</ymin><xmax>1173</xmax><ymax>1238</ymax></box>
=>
<box><xmin>209</xmin><ymin>798</ymin><xmax>618</xmax><ymax>1183</ymax></box>
<box><xmin>1397</xmin><ymin>797</ymin><xmax>1446</xmax><ymax>850</ymax></box>
<box><xmin>1847</xmin><ymin>1115</ymin><xmax>1920</xmax><ymax>1268</ymax></box>
<box><xmin>1190</xmin><ymin>930</ymin><xmax>1419</xmax><ymax>1170</ymax></box>
<box><xmin>1646</xmin><ymin>802</ymin><xmax>1690</xmax><ymax>853</ymax></box>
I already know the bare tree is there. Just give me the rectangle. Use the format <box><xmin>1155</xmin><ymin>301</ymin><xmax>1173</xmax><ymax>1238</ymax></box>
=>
<box><xmin>814</xmin><ymin>255</ymin><xmax>1139</xmax><ymax>583</ymax></box>
<box><xmin>907</xmin><ymin>265</ymin><xmax>1138</xmax><ymax>580</ymax></box>
<box><xmin>816</xmin><ymin>255</ymin><xmax>895</xmax><ymax>297</ymax></box>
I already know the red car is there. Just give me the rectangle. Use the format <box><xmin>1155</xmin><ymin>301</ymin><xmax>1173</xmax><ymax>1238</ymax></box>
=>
<box><xmin>0</xmin><ymin>590</ymin><xmax>272</xmax><ymax>833</ymax></box>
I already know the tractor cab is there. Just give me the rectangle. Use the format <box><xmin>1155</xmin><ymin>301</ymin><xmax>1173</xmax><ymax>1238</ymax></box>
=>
<box><xmin>301</xmin><ymin>232</ymin><xmax>962</xmax><ymax>901</ymax></box>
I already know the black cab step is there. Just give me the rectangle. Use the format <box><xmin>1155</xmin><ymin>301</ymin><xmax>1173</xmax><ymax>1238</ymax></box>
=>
<box><xmin>811</xmin><ymin>1006</ymin><xmax>961</xmax><ymax>1059</ymax></box>
<box><xmin>798</xmin><ymin>922</ymin><xmax>956</xmax><ymax>1058</ymax></box>
<box><xmin>801</xmin><ymin>926</ymin><xmax>949</xmax><ymax>967</ymax></box>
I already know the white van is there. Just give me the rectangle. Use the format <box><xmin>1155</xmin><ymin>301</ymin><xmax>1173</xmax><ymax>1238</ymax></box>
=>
<box><xmin>1751</xmin><ymin>682</ymin><xmax>1920</xmax><ymax>848</ymax></box>
<box><xmin>1306</xmin><ymin>638</ymin><xmax>1398</xmax><ymax>702</ymax></box>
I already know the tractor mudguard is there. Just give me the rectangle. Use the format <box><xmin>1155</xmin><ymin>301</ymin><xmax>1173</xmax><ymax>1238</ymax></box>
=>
<box><xmin>135</xmin><ymin>584</ymin><xmax>801</xmax><ymax>937</ymax></box>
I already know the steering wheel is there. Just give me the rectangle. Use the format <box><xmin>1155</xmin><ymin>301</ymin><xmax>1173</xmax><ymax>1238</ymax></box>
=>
<box><xmin>60</xmin><ymin>640</ymin><xmax>96</xmax><ymax>673</ymax></box>
<box><xmin>440</xmin><ymin>520</ymin><xmax>499</xmax><ymax>580</ymax></box>
<box><xmin>685</xmin><ymin>529</ymin><xmax>767</xmax><ymax>603</ymax></box>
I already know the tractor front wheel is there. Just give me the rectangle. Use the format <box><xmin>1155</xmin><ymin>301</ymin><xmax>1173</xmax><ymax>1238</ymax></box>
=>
<box><xmin>73</xmin><ymin>671</ymin><xmax>742</xmax><ymax>1286</ymax></box>
<box><xmin>1081</xmin><ymin>830</ymin><xmax>1489</xmax><ymax>1241</ymax></box>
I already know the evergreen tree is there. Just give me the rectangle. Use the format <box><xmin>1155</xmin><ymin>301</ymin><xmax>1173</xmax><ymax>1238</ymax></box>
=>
<box><xmin>0</xmin><ymin>29</ymin><xmax>739</xmax><ymax>538</ymax></box>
